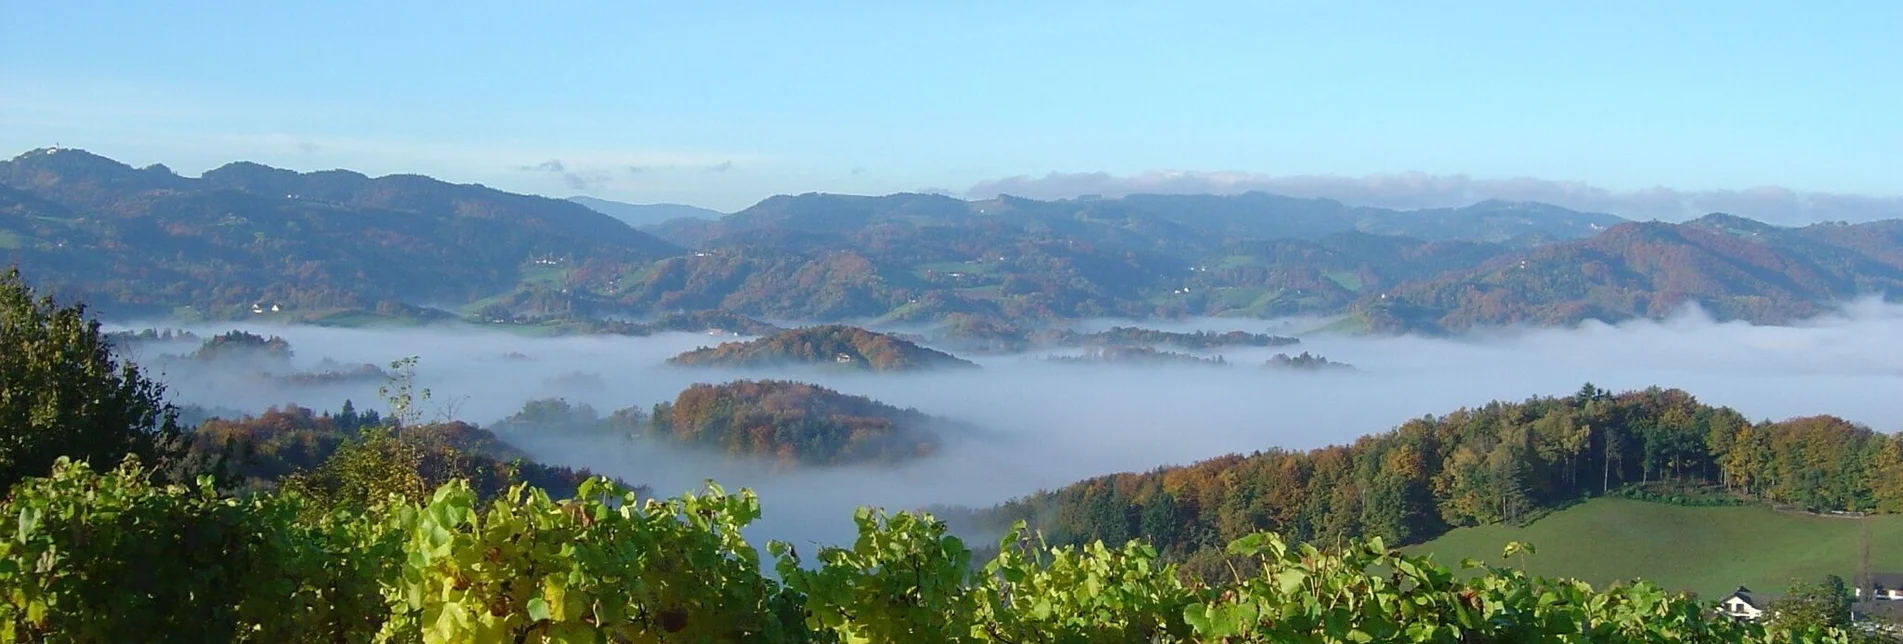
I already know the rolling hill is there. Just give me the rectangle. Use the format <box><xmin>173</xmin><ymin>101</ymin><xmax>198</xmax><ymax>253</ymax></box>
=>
<box><xmin>1406</xmin><ymin>497</ymin><xmax>1903</xmax><ymax>600</ymax></box>
<box><xmin>8</xmin><ymin>148</ymin><xmax>1902</xmax><ymax>333</ymax></box>
<box><xmin>647</xmin><ymin>379</ymin><xmax>948</xmax><ymax>466</ymax></box>
<box><xmin>1355</xmin><ymin>216</ymin><xmax>1903</xmax><ymax>333</ymax></box>
<box><xmin>668</xmin><ymin>325</ymin><xmax>979</xmax><ymax>371</ymax></box>
<box><xmin>0</xmin><ymin>147</ymin><xmax>679</xmax><ymax>318</ymax></box>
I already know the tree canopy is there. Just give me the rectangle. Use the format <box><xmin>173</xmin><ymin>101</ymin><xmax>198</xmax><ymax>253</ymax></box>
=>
<box><xmin>0</xmin><ymin>268</ymin><xmax>180</xmax><ymax>488</ymax></box>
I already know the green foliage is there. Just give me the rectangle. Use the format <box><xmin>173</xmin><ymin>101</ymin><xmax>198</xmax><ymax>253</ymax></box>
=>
<box><xmin>0</xmin><ymin>268</ymin><xmax>180</xmax><ymax>489</ymax></box>
<box><xmin>280</xmin><ymin>427</ymin><xmax>431</xmax><ymax>516</ymax></box>
<box><xmin>974</xmin><ymin>522</ymin><xmax>1195</xmax><ymax>642</ymax></box>
<box><xmin>773</xmin><ymin>509</ymin><xmax>977</xmax><ymax>642</ymax></box>
<box><xmin>1614</xmin><ymin>481</ymin><xmax>1750</xmax><ymax>506</ymax></box>
<box><xmin>1768</xmin><ymin>575</ymin><xmax>1855</xmax><ymax>633</ymax></box>
<box><xmin>391</xmin><ymin>479</ymin><xmax>799</xmax><ymax>643</ymax></box>
<box><xmin>378</xmin><ymin>356</ymin><xmax>431</xmax><ymax>427</ymax></box>
<box><xmin>0</xmin><ymin>459</ymin><xmax>1869</xmax><ymax>642</ymax></box>
<box><xmin>0</xmin><ymin>457</ymin><xmax>402</xmax><ymax>642</ymax></box>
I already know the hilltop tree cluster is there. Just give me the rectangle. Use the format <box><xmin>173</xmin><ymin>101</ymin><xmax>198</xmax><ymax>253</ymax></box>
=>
<box><xmin>650</xmin><ymin>380</ymin><xmax>944</xmax><ymax>466</ymax></box>
<box><xmin>669</xmin><ymin>324</ymin><xmax>979</xmax><ymax>371</ymax></box>
<box><xmin>975</xmin><ymin>384</ymin><xmax>1903</xmax><ymax>577</ymax></box>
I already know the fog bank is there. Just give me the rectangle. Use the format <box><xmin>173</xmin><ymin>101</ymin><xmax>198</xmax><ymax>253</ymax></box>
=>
<box><xmin>116</xmin><ymin>301</ymin><xmax>1903</xmax><ymax>548</ymax></box>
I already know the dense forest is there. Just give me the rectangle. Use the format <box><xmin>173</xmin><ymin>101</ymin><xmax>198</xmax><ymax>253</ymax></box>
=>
<box><xmin>669</xmin><ymin>324</ymin><xmax>979</xmax><ymax>371</ymax></box>
<box><xmin>648</xmin><ymin>380</ymin><xmax>947</xmax><ymax>466</ymax></box>
<box><xmin>969</xmin><ymin>385</ymin><xmax>1903</xmax><ymax>577</ymax></box>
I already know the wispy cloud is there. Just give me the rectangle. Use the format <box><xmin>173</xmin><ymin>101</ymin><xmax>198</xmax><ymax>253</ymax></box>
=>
<box><xmin>562</xmin><ymin>170</ymin><xmax>614</xmax><ymax>192</ymax></box>
<box><xmin>517</xmin><ymin>159</ymin><xmax>616</xmax><ymax>192</ymax></box>
<box><xmin>967</xmin><ymin>171</ymin><xmax>1903</xmax><ymax>224</ymax></box>
<box><xmin>704</xmin><ymin>161</ymin><xmax>735</xmax><ymax>173</ymax></box>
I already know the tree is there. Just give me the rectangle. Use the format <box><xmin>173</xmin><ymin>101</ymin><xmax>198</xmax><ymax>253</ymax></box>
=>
<box><xmin>1768</xmin><ymin>575</ymin><xmax>1854</xmax><ymax>632</ymax></box>
<box><xmin>278</xmin><ymin>427</ymin><xmax>428</xmax><ymax>515</ymax></box>
<box><xmin>0</xmin><ymin>268</ymin><xmax>181</xmax><ymax>488</ymax></box>
<box><xmin>377</xmin><ymin>356</ymin><xmax>430</xmax><ymax>427</ymax></box>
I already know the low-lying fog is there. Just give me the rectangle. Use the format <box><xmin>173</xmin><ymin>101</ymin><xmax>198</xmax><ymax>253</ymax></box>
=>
<box><xmin>113</xmin><ymin>299</ymin><xmax>1903</xmax><ymax>549</ymax></box>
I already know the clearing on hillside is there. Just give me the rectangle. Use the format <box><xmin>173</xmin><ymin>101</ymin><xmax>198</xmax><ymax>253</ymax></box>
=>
<box><xmin>1406</xmin><ymin>497</ymin><xmax>1903</xmax><ymax>599</ymax></box>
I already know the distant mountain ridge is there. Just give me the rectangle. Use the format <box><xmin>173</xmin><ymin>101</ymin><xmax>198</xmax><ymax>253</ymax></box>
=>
<box><xmin>1353</xmin><ymin>216</ymin><xmax>1903</xmax><ymax>332</ymax></box>
<box><xmin>567</xmin><ymin>196</ymin><xmax>723</xmax><ymax>228</ymax></box>
<box><xmin>0</xmin><ymin>147</ymin><xmax>678</xmax><ymax>318</ymax></box>
<box><xmin>5</xmin><ymin>148</ymin><xmax>1898</xmax><ymax>333</ymax></box>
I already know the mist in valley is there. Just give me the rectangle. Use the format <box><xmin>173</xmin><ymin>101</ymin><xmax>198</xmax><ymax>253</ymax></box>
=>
<box><xmin>113</xmin><ymin>299</ymin><xmax>1903</xmax><ymax>549</ymax></box>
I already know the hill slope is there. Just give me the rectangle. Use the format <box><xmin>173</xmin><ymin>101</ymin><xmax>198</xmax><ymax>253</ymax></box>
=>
<box><xmin>1355</xmin><ymin>217</ymin><xmax>1903</xmax><ymax>332</ymax></box>
<box><xmin>1407</xmin><ymin>497</ymin><xmax>1903</xmax><ymax>599</ymax></box>
<box><xmin>0</xmin><ymin>147</ymin><xmax>679</xmax><ymax>318</ymax></box>
<box><xmin>669</xmin><ymin>325</ymin><xmax>978</xmax><ymax>371</ymax></box>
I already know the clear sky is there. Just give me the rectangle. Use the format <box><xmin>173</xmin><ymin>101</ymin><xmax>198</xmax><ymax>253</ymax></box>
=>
<box><xmin>2</xmin><ymin>1</ymin><xmax>1897</xmax><ymax>211</ymax></box>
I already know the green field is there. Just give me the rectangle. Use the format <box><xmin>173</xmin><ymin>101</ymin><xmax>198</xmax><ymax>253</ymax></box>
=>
<box><xmin>1324</xmin><ymin>271</ymin><xmax>1363</xmax><ymax>291</ymax></box>
<box><xmin>1406</xmin><ymin>497</ymin><xmax>1903</xmax><ymax>599</ymax></box>
<box><xmin>519</xmin><ymin>264</ymin><xmax>570</xmax><ymax>287</ymax></box>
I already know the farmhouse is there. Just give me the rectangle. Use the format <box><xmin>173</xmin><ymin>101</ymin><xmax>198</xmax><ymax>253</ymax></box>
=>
<box><xmin>1718</xmin><ymin>586</ymin><xmax>1768</xmax><ymax>621</ymax></box>
<box><xmin>1856</xmin><ymin>572</ymin><xmax>1903</xmax><ymax>601</ymax></box>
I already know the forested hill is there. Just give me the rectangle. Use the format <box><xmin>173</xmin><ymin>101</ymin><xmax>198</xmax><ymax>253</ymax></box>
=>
<box><xmin>965</xmin><ymin>384</ymin><xmax>1903</xmax><ymax>578</ymax></box>
<box><xmin>9</xmin><ymin>148</ymin><xmax>1903</xmax><ymax>332</ymax></box>
<box><xmin>668</xmin><ymin>325</ymin><xmax>979</xmax><ymax>371</ymax></box>
<box><xmin>1352</xmin><ymin>216</ymin><xmax>1903</xmax><ymax>333</ymax></box>
<box><xmin>0</xmin><ymin>147</ymin><xmax>679</xmax><ymax>318</ymax></box>
<box><xmin>648</xmin><ymin>379</ymin><xmax>947</xmax><ymax>466</ymax></box>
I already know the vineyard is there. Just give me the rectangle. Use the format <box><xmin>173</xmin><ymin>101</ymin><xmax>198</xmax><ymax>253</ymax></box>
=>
<box><xmin>0</xmin><ymin>458</ymin><xmax>1867</xmax><ymax>643</ymax></box>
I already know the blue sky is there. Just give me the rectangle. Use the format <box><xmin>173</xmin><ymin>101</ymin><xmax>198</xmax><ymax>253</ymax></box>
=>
<box><xmin>2</xmin><ymin>1</ymin><xmax>1897</xmax><ymax>211</ymax></box>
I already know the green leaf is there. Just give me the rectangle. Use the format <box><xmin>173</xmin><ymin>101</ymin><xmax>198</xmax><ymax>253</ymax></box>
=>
<box><xmin>15</xmin><ymin>507</ymin><xmax>39</xmax><ymax>542</ymax></box>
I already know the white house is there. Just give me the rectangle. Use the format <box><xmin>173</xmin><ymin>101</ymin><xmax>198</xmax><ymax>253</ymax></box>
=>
<box><xmin>1718</xmin><ymin>587</ymin><xmax>1767</xmax><ymax>621</ymax></box>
